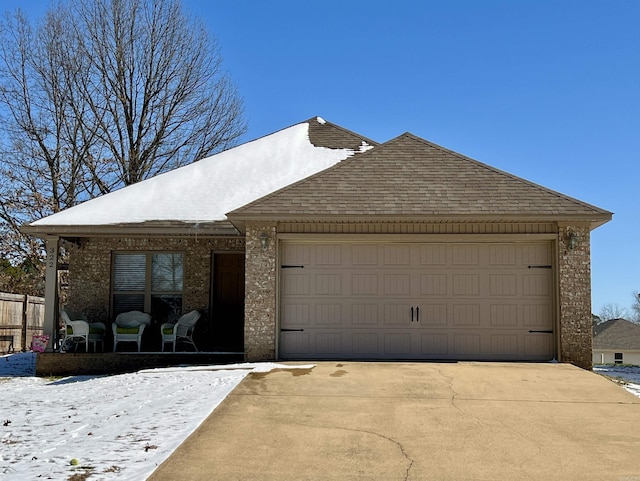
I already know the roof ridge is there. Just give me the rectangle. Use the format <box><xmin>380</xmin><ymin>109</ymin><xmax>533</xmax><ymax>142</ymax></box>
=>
<box><xmin>304</xmin><ymin>116</ymin><xmax>380</xmax><ymax>147</ymax></box>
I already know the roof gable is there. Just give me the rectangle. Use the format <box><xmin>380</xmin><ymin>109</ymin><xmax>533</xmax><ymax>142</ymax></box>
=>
<box><xmin>25</xmin><ymin>118</ymin><xmax>374</xmax><ymax>232</ymax></box>
<box><xmin>593</xmin><ymin>319</ymin><xmax>640</xmax><ymax>350</ymax></box>
<box><xmin>229</xmin><ymin>133</ymin><xmax>612</xmax><ymax>224</ymax></box>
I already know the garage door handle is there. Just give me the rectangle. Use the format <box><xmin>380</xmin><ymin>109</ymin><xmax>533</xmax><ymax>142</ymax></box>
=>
<box><xmin>528</xmin><ymin>330</ymin><xmax>553</xmax><ymax>334</ymax></box>
<box><xmin>281</xmin><ymin>328</ymin><xmax>304</xmax><ymax>332</ymax></box>
<box><xmin>416</xmin><ymin>306</ymin><xmax>419</xmax><ymax>322</ymax></box>
<box><xmin>411</xmin><ymin>306</ymin><xmax>414</xmax><ymax>322</ymax></box>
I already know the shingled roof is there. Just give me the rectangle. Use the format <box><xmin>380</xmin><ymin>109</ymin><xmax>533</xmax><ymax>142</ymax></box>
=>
<box><xmin>307</xmin><ymin>116</ymin><xmax>378</xmax><ymax>150</ymax></box>
<box><xmin>594</xmin><ymin>319</ymin><xmax>640</xmax><ymax>350</ymax></box>
<box><xmin>22</xmin><ymin>118</ymin><xmax>375</xmax><ymax>236</ymax></box>
<box><xmin>229</xmin><ymin>132</ymin><xmax>612</xmax><ymax>226</ymax></box>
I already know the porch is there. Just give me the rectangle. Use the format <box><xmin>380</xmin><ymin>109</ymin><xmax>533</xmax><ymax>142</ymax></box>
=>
<box><xmin>36</xmin><ymin>351</ymin><xmax>245</xmax><ymax>376</ymax></box>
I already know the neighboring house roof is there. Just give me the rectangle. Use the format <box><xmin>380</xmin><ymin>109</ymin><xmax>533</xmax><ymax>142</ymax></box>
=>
<box><xmin>593</xmin><ymin>319</ymin><xmax>640</xmax><ymax>350</ymax></box>
<box><xmin>229</xmin><ymin>133</ymin><xmax>612</xmax><ymax>227</ymax></box>
<box><xmin>23</xmin><ymin>117</ymin><xmax>375</xmax><ymax>237</ymax></box>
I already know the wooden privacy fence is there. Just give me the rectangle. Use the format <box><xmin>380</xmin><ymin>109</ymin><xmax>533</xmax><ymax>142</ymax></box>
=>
<box><xmin>0</xmin><ymin>292</ymin><xmax>45</xmax><ymax>352</ymax></box>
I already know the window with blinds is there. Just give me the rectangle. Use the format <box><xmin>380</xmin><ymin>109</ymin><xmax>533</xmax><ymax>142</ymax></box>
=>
<box><xmin>112</xmin><ymin>252</ymin><xmax>184</xmax><ymax>322</ymax></box>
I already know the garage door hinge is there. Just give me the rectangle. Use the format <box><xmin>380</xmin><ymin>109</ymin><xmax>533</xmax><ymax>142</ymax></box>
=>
<box><xmin>281</xmin><ymin>328</ymin><xmax>304</xmax><ymax>332</ymax></box>
<box><xmin>527</xmin><ymin>265</ymin><xmax>552</xmax><ymax>269</ymax></box>
<box><xmin>281</xmin><ymin>265</ymin><xmax>305</xmax><ymax>269</ymax></box>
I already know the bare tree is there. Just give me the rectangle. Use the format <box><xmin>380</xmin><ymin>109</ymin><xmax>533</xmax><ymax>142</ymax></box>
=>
<box><xmin>599</xmin><ymin>303</ymin><xmax>629</xmax><ymax>322</ymax></box>
<box><xmin>0</xmin><ymin>0</ymin><xmax>246</xmax><ymax>291</ymax></box>
<box><xmin>73</xmin><ymin>0</ymin><xmax>246</xmax><ymax>186</ymax></box>
<box><xmin>631</xmin><ymin>292</ymin><xmax>640</xmax><ymax>323</ymax></box>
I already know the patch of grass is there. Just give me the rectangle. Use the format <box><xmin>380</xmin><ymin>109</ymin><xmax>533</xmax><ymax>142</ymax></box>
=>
<box><xmin>68</xmin><ymin>470</ymin><xmax>92</xmax><ymax>481</ymax></box>
<box><xmin>67</xmin><ymin>463</ymin><xmax>95</xmax><ymax>481</ymax></box>
<box><xmin>599</xmin><ymin>374</ymin><xmax>630</xmax><ymax>386</ymax></box>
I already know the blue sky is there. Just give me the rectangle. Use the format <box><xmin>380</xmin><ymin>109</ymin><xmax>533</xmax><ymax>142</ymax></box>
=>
<box><xmin>5</xmin><ymin>0</ymin><xmax>639</xmax><ymax>316</ymax></box>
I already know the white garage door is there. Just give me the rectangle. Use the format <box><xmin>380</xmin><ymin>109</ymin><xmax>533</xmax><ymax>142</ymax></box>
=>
<box><xmin>279</xmin><ymin>242</ymin><xmax>555</xmax><ymax>361</ymax></box>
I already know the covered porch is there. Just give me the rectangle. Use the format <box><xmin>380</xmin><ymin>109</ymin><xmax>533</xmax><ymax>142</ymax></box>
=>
<box><xmin>25</xmin><ymin>231</ymin><xmax>248</xmax><ymax>368</ymax></box>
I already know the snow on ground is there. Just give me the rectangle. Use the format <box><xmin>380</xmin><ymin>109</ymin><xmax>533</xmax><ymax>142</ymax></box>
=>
<box><xmin>0</xmin><ymin>352</ymin><xmax>313</xmax><ymax>480</ymax></box>
<box><xmin>1</xmin><ymin>354</ymin><xmax>638</xmax><ymax>481</ymax></box>
<box><xmin>594</xmin><ymin>364</ymin><xmax>640</xmax><ymax>398</ymax></box>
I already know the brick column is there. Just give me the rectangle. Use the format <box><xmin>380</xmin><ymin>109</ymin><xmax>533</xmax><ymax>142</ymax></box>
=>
<box><xmin>244</xmin><ymin>224</ymin><xmax>277</xmax><ymax>361</ymax></box>
<box><xmin>558</xmin><ymin>224</ymin><xmax>592</xmax><ymax>369</ymax></box>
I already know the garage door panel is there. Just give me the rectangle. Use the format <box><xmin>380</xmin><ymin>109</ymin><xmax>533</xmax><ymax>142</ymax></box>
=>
<box><xmin>351</xmin><ymin>332</ymin><xmax>378</xmax><ymax>355</ymax></box>
<box><xmin>489</xmin><ymin>304</ymin><xmax>518</xmax><ymax>326</ymax></box>
<box><xmin>453</xmin><ymin>274</ymin><xmax>479</xmax><ymax>295</ymax></box>
<box><xmin>490</xmin><ymin>334</ymin><xmax>519</xmax><ymax>357</ymax></box>
<box><xmin>419</xmin><ymin>333</ymin><xmax>449</xmax><ymax>356</ymax></box>
<box><xmin>351</xmin><ymin>244</ymin><xmax>379</xmax><ymax>265</ymax></box>
<box><xmin>420</xmin><ymin>244</ymin><xmax>447</xmax><ymax>265</ymax></box>
<box><xmin>522</xmin><ymin>244</ymin><xmax>552</xmax><ymax>265</ymax></box>
<box><xmin>314</xmin><ymin>304</ymin><xmax>343</xmax><ymax>325</ymax></box>
<box><xmin>452</xmin><ymin>245</ymin><xmax>479</xmax><ymax>265</ymax></box>
<box><xmin>489</xmin><ymin>245</ymin><xmax>516</xmax><ymax>265</ymax></box>
<box><xmin>352</xmin><ymin>304</ymin><xmax>380</xmax><ymax>326</ymax></box>
<box><xmin>282</xmin><ymin>244</ymin><xmax>311</xmax><ymax>265</ymax></box>
<box><xmin>453</xmin><ymin>304</ymin><xmax>481</xmax><ymax>326</ymax></box>
<box><xmin>420</xmin><ymin>304</ymin><xmax>448</xmax><ymax>326</ymax></box>
<box><xmin>383</xmin><ymin>303</ymin><xmax>412</xmax><ymax>326</ymax></box>
<box><xmin>280</xmin><ymin>332</ymin><xmax>310</xmax><ymax>355</ymax></box>
<box><xmin>523</xmin><ymin>304</ymin><xmax>552</xmax><ymax>328</ymax></box>
<box><xmin>280</xmin><ymin>242</ymin><xmax>554</xmax><ymax>361</ymax></box>
<box><xmin>282</xmin><ymin>303</ymin><xmax>310</xmax><ymax>328</ymax></box>
<box><xmin>384</xmin><ymin>333</ymin><xmax>412</xmax><ymax>355</ymax></box>
<box><xmin>384</xmin><ymin>273</ymin><xmax>411</xmax><ymax>296</ymax></box>
<box><xmin>524</xmin><ymin>334</ymin><xmax>554</xmax><ymax>357</ymax></box>
<box><xmin>489</xmin><ymin>274</ymin><xmax>518</xmax><ymax>296</ymax></box>
<box><xmin>454</xmin><ymin>334</ymin><xmax>481</xmax><ymax>357</ymax></box>
<box><xmin>523</xmin><ymin>274</ymin><xmax>551</xmax><ymax>297</ymax></box>
<box><xmin>420</xmin><ymin>274</ymin><xmax>447</xmax><ymax>296</ymax></box>
<box><xmin>315</xmin><ymin>332</ymin><xmax>343</xmax><ymax>355</ymax></box>
<box><xmin>351</xmin><ymin>274</ymin><xmax>379</xmax><ymax>295</ymax></box>
<box><xmin>282</xmin><ymin>274</ymin><xmax>309</xmax><ymax>295</ymax></box>
<box><xmin>314</xmin><ymin>274</ymin><xmax>342</xmax><ymax>295</ymax></box>
<box><xmin>383</xmin><ymin>245</ymin><xmax>412</xmax><ymax>265</ymax></box>
<box><xmin>315</xmin><ymin>245</ymin><xmax>342</xmax><ymax>265</ymax></box>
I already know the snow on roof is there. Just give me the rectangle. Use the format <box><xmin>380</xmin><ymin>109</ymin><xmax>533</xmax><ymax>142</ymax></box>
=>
<box><xmin>30</xmin><ymin>121</ymin><xmax>356</xmax><ymax>226</ymax></box>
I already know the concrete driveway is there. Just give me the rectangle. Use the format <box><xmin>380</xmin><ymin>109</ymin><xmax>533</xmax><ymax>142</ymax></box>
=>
<box><xmin>149</xmin><ymin>362</ymin><xmax>640</xmax><ymax>481</ymax></box>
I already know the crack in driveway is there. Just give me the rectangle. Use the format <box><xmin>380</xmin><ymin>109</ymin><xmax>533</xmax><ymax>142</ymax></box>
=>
<box><xmin>339</xmin><ymin>426</ymin><xmax>414</xmax><ymax>481</ymax></box>
<box><xmin>296</xmin><ymin>422</ymin><xmax>415</xmax><ymax>481</ymax></box>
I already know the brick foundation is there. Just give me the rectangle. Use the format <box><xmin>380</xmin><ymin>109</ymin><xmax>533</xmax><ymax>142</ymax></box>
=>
<box><xmin>36</xmin><ymin>352</ymin><xmax>243</xmax><ymax>376</ymax></box>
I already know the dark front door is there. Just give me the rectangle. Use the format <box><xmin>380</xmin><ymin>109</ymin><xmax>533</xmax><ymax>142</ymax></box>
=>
<box><xmin>211</xmin><ymin>253</ymin><xmax>245</xmax><ymax>352</ymax></box>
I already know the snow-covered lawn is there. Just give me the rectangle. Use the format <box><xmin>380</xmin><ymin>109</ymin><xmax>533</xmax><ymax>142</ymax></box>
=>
<box><xmin>594</xmin><ymin>364</ymin><xmax>640</xmax><ymax>397</ymax></box>
<box><xmin>0</xmin><ymin>352</ymin><xmax>313</xmax><ymax>480</ymax></box>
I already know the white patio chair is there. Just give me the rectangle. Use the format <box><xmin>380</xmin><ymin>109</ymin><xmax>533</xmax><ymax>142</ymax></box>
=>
<box><xmin>60</xmin><ymin>309</ymin><xmax>106</xmax><ymax>352</ymax></box>
<box><xmin>112</xmin><ymin>311</ymin><xmax>152</xmax><ymax>352</ymax></box>
<box><xmin>160</xmin><ymin>310</ymin><xmax>201</xmax><ymax>352</ymax></box>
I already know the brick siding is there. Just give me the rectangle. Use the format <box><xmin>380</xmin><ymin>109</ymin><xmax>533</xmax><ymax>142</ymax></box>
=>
<box><xmin>64</xmin><ymin>236</ymin><xmax>244</xmax><ymax>323</ymax></box>
<box><xmin>243</xmin><ymin>224</ymin><xmax>277</xmax><ymax>361</ymax></box>
<box><xmin>63</xmin><ymin>224</ymin><xmax>596</xmax><ymax>368</ymax></box>
<box><xmin>558</xmin><ymin>224</ymin><xmax>593</xmax><ymax>369</ymax></box>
